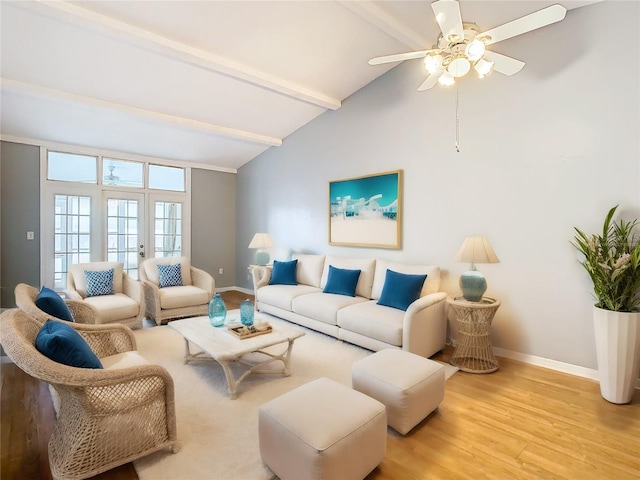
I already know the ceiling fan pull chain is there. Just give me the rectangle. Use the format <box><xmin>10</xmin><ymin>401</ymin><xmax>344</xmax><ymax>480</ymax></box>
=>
<box><xmin>455</xmin><ymin>83</ymin><xmax>460</xmax><ymax>152</ymax></box>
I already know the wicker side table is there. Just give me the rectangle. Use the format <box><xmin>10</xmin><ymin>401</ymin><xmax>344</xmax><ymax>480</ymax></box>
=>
<box><xmin>447</xmin><ymin>296</ymin><xmax>501</xmax><ymax>374</ymax></box>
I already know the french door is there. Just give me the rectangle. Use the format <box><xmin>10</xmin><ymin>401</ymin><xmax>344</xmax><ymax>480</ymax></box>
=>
<box><xmin>104</xmin><ymin>191</ymin><xmax>145</xmax><ymax>279</ymax></box>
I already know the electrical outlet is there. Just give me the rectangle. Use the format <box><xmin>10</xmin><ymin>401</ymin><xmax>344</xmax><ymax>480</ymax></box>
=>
<box><xmin>219</xmin><ymin>268</ymin><xmax>224</xmax><ymax>275</ymax></box>
<box><xmin>26</xmin><ymin>231</ymin><xmax>34</xmax><ymax>240</ymax></box>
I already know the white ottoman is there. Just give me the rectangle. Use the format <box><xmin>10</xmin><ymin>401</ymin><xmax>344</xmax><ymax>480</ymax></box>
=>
<box><xmin>259</xmin><ymin>377</ymin><xmax>387</xmax><ymax>480</ymax></box>
<box><xmin>352</xmin><ymin>349</ymin><xmax>444</xmax><ymax>435</ymax></box>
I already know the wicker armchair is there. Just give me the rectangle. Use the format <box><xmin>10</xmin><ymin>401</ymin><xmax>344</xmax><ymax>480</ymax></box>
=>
<box><xmin>15</xmin><ymin>283</ymin><xmax>98</xmax><ymax>324</ymax></box>
<box><xmin>0</xmin><ymin>309</ymin><xmax>177</xmax><ymax>480</ymax></box>
<box><xmin>65</xmin><ymin>262</ymin><xmax>144</xmax><ymax>329</ymax></box>
<box><xmin>139</xmin><ymin>257</ymin><xmax>214</xmax><ymax>325</ymax></box>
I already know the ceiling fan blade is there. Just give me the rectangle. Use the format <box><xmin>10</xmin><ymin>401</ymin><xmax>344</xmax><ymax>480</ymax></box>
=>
<box><xmin>417</xmin><ymin>69</ymin><xmax>444</xmax><ymax>91</ymax></box>
<box><xmin>431</xmin><ymin>0</ymin><xmax>464</xmax><ymax>42</ymax></box>
<box><xmin>483</xmin><ymin>51</ymin><xmax>525</xmax><ymax>76</ymax></box>
<box><xmin>369</xmin><ymin>49</ymin><xmax>439</xmax><ymax>66</ymax></box>
<box><xmin>479</xmin><ymin>4</ymin><xmax>567</xmax><ymax>46</ymax></box>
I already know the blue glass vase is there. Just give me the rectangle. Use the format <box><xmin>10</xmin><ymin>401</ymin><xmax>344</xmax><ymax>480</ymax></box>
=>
<box><xmin>208</xmin><ymin>293</ymin><xmax>227</xmax><ymax>327</ymax></box>
<box><xmin>240</xmin><ymin>299</ymin><xmax>254</xmax><ymax>326</ymax></box>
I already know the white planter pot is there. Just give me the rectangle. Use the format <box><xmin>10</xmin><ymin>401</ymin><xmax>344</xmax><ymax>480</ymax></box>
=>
<box><xmin>593</xmin><ymin>306</ymin><xmax>640</xmax><ymax>404</ymax></box>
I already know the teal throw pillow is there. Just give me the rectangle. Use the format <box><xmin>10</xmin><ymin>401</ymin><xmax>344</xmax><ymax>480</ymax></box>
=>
<box><xmin>36</xmin><ymin>320</ymin><xmax>103</xmax><ymax>369</ymax></box>
<box><xmin>36</xmin><ymin>286</ymin><xmax>74</xmax><ymax>322</ymax></box>
<box><xmin>377</xmin><ymin>269</ymin><xmax>427</xmax><ymax>311</ymax></box>
<box><xmin>323</xmin><ymin>265</ymin><xmax>361</xmax><ymax>297</ymax></box>
<box><xmin>85</xmin><ymin>269</ymin><xmax>114</xmax><ymax>297</ymax></box>
<box><xmin>269</xmin><ymin>259</ymin><xmax>298</xmax><ymax>285</ymax></box>
<box><xmin>158</xmin><ymin>264</ymin><xmax>183</xmax><ymax>288</ymax></box>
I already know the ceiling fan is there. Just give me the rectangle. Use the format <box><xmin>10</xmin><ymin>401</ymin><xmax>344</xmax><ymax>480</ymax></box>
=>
<box><xmin>369</xmin><ymin>0</ymin><xmax>567</xmax><ymax>91</ymax></box>
<box><xmin>104</xmin><ymin>165</ymin><xmax>120</xmax><ymax>185</ymax></box>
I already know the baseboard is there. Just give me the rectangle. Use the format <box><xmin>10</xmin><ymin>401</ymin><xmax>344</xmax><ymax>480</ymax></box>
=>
<box><xmin>493</xmin><ymin>347</ymin><xmax>640</xmax><ymax>389</ymax></box>
<box><xmin>217</xmin><ymin>286</ymin><xmax>253</xmax><ymax>295</ymax></box>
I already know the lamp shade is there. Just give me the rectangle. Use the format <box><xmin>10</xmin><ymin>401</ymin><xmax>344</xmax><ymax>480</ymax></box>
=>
<box><xmin>455</xmin><ymin>236</ymin><xmax>499</xmax><ymax>302</ymax></box>
<box><xmin>454</xmin><ymin>236</ymin><xmax>500</xmax><ymax>265</ymax></box>
<box><xmin>248</xmin><ymin>233</ymin><xmax>274</xmax><ymax>249</ymax></box>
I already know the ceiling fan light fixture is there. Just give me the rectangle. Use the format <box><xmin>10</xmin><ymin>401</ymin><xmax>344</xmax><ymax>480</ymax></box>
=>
<box><xmin>424</xmin><ymin>53</ymin><xmax>443</xmax><ymax>74</ymax></box>
<box><xmin>438</xmin><ymin>70</ymin><xmax>455</xmax><ymax>86</ymax></box>
<box><xmin>474</xmin><ymin>57</ymin><xmax>494</xmax><ymax>78</ymax></box>
<box><xmin>465</xmin><ymin>39</ymin><xmax>485</xmax><ymax>61</ymax></box>
<box><xmin>447</xmin><ymin>57</ymin><xmax>471</xmax><ymax>78</ymax></box>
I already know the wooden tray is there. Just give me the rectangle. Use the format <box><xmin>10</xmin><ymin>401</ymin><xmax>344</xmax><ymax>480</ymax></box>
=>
<box><xmin>227</xmin><ymin>323</ymin><xmax>272</xmax><ymax>339</ymax></box>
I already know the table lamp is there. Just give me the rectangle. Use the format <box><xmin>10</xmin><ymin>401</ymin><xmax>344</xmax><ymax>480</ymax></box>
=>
<box><xmin>249</xmin><ymin>233</ymin><xmax>275</xmax><ymax>266</ymax></box>
<box><xmin>454</xmin><ymin>236</ymin><xmax>500</xmax><ymax>302</ymax></box>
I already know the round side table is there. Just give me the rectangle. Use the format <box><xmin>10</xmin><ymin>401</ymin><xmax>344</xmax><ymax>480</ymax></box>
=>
<box><xmin>447</xmin><ymin>296</ymin><xmax>501</xmax><ymax>374</ymax></box>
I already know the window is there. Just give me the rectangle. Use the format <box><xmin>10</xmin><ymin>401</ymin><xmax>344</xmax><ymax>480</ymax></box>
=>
<box><xmin>54</xmin><ymin>194</ymin><xmax>91</xmax><ymax>289</ymax></box>
<box><xmin>48</xmin><ymin>152</ymin><xmax>97</xmax><ymax>183</ymax></box>
<box><xmin>103</xmin><ymin>159</ymin><xmax>144</xmax><ymax>188</ymax></box>
<box><xmin>149</xmin><ymin>165</ymin><xmax>185</xmax><ymax>191</ymax></box>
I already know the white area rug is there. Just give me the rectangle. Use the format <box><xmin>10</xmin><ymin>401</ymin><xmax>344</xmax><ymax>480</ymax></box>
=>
<box><xmin>132</xmin><ymin>316</ymin><xmax>457</xmax><ymax>480</ymax></box>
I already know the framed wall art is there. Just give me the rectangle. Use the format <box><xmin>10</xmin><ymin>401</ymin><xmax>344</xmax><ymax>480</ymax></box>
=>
<box><xmin>328</xmin><ymin>170</ymin><xmax>402</xmax><ymax>249</ymax></box>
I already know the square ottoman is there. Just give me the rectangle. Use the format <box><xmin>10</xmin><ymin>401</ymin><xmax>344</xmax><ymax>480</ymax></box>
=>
<box><xmin>352</xmin><ymin>349</ymin><xmax>444</xmax><ymax>434</ymax></box>
<box><xmin>258</xmin><ymin>377</ymin><xmax>387</xmax><ymax>480</ymax></box>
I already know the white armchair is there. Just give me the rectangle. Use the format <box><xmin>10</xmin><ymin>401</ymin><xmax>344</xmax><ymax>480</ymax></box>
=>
<box><xmin>65</xmin><ymin>261</ymin><xmax>145</xmax><ymax>329</ymax></box>
<box><xmin>139</xmin><ymin>257</ymin><xmax>215</xmax><ymax>325</ymax></box>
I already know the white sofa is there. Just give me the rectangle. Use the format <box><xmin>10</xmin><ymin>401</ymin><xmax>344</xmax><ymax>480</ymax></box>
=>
<box><xmin>252</xmin><ymin>254</ymin><xmax>447</xmax><ymax>358</ymax></box>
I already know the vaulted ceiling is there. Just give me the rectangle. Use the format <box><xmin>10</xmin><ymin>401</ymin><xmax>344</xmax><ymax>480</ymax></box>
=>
<box><xmin>0</xmin><ymin>1</ymin><xmax>599</xmax><ymax>171</ymax></box>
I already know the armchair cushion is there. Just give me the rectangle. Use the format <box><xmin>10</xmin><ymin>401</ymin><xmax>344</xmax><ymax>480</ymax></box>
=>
<box><xmin>36</xmin><ymin>286</ymin><xmax>74</xmax><ymax>322</ymax></box>
<box><xmin>269</xmin><ymin>259</ymin><xmax>298</xmax><ymax>286</ymax></box>
<box><xmin>85</xmin><ymin>268</ymin><xmax>115</xmax><ymax>297</ymax></box>
<box><xmin>158</xmin><ymin>263</ymin><xmax>184</xmax><ymax>288</ymax></box>
<box><xmin>69</xmin><ymin>262</ymin><xmax>124</xmax><ymax>297</ymax></box>
<box><xmin>377</xmin><ymin>269</ymin><xmax>427</xmax><ymax>311</ymax></box>
<box><xmin>83</xmin><ymin>293</ymin><xmax>140</xmax><ymax>324</ymax></box>
<box><xmin>36</xmin><ymin>320</ymin><xmax>103</xmax><ymax>369</ymax></box>
<box><xmin>159</xmin><ymin>285</ymin><xmax>210</xmax><ymax>310</ymax></box>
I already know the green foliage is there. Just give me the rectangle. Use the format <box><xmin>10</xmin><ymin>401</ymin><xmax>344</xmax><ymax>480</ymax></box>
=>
<box><xmin>572</xmin><ymin>205</ymin><xmax>640</xmax><ymax>312</ymax></box>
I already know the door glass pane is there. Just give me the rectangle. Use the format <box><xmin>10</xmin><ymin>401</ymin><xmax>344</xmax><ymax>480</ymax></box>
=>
<box><xmin>153</xmin><ymin>201</ymin><xmax>182</xmax><ymax>257</ymax></box>
<box><xmin>106</xmin><ymin>198</ymin><xmax>140</xmax><ymax>278</ymax></box>
<box><xmin>103</xmin><ymin>159</ymin><xmax>144</xmax><ymax>188</ymax></box>
<box><xmin>53</xmin><ymin>194</ymin><xmax>91</xmax><ymax>290</ymax></box>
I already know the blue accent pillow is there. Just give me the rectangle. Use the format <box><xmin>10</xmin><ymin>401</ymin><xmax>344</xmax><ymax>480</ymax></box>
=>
<box><xmin>85</xmin><ymin>269</ymin><xmax>114</xmax><ymax>297</ymax></box>
<box><xmin>323</xmin><ymin>265</ymin><xmax>361</xmax><ymax>297</ymax></box>
<box><xmin>36</xmin><ymin>286</ymin><xmax>74</xmax><ymax>322</ymax></box>
<box><xmin>158</xmin><ymin>264</ymin><xmax>183</xmax><ymax>288</ymax></box>
<box><xmin>377</xmin><ymin>269</ymin><xmax>427</xmax><ymax>311</ymax></box>
<box><xmin>269</xmin><ymin>259</ymin><xmax>298</xmax><ymax>285</ymax></box>
<box><xmin>36</xmin><ymin>320</ymin><xmax>103</xmax><ymax>369</ymax></box>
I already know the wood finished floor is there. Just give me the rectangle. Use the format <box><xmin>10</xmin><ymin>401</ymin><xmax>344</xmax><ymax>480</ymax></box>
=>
<box><xmin>2</xmin><ymin>290</ymin><xmax>639</xmax><ymax>480</ymax></box>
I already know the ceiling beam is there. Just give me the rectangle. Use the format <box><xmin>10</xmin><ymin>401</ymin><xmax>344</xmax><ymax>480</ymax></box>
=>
<box><xmin>338</xmin><ymin>1</ymin><xmax>429</xmax><ymax>51</ymax></box>
<box><xmin>0</xmin><ymin>78</ymin><xmax>283</xmax><ymax>147</ymax></box>
<box><xmin>21</xmin><ymin>0</ymin><xmax>341</xmax><ymax>111</ymax></box>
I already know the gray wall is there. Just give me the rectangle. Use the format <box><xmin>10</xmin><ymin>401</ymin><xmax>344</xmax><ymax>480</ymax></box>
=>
<box><xmin>1</xmin><ymin>141</ymin><xmax>41</xmax><ymax>308</ymax></box>
<box><xmin>236</xmin><ymin>1</ymin><xmax>640</xmax><ymax>371</ymax></box>
<box><xmin>191</xmin><ymin>168</ymin><xmax>236</xmax><ymax>288</ymax></box>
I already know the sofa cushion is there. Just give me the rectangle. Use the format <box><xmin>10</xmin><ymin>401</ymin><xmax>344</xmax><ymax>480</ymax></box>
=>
<box><xmin>291</xmin><ymin>253</ymin><xmax>326</xmax><ymax>287</ymax></box>
<box><xmin>36</xmin><ymin>286</ymin><xmax>74</xmax><ymax>322</ymax></box>
<box><xmin>337</xmin><ymin>301</ymin><xmax>404</xmax><ymax>347</ymax></box>
<box><xmin>141</xmin><ymin>257</ymin><xmax>193</xmax><ymax>287</ymax></box>
<box><xmin>158</xmin><ymin>263</ymin><xmax>184</xmax><ymax>288</ymax></box>
<box><xmin>158</xmin><ymin>285</ymin><xmax>209</xmax><ymax>310</ymax></box>
<box><xmin>320</xmin><ymin>256</ymin><xmax>376</xmax><ymax>299</ymax></box>
<box><xmin>322</xmin><ymin>265</ymin><xmax>361</xmax><ymax>297</ymax></box>
<box><xmin>69</xmin><ymin>262</ymin><xmax>123</xmax><ymax>297</ymax></box>
<box><xmin>377</xmin><ymin>269</ymin><xmax>427</xmax><ymax>311</ymax></box>
<box><xmin>258</xmin><ymin>284</ymin><xmax>321</xmax><ymax>311</ymax></box>
<box><xmin>270</xmin><ymin>259</ymin><xmax>298</xmax><ymax>285</ymax></box>
<box><xmin>293</xmin><ymin>292</ymin><xmax>369</xmax><ymax>326</ymax></box>
<box><xmin>85</xmin><ymin>268</ymin><xmax>115</xmax><ymax>297</ymax></box>
<box><xmin>83</xmin><ymin>293</ymin><xmax>140</xmax><ymax>323</ymax></box>
<box><xmin>36</xmin><ymin>320</ymin><xmax>103</xmax><ymax>369</ymax></box>
<box><xmin>371</xmin><ymin>260</ymin><xmax>440</xmax><ymax>299</ymax></box>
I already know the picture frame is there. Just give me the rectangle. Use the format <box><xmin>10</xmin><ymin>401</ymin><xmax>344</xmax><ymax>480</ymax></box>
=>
<box><xmin>328</xmin><ymin>170</ymin><xmax>402</xmax><ymax>249</ymax></box>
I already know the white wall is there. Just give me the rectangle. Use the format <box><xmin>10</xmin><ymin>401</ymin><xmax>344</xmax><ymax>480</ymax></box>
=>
<box><xmin>237</xmin><ymin>1</ymin><xmax>640</xmax><ymax>371</ymax></box>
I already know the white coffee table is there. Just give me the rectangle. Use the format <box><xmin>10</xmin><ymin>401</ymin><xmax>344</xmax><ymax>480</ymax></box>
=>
<box><xmin>168</xmin><ymin>311</ymin><xmax>305</xmax><ymax>399</ymax></box>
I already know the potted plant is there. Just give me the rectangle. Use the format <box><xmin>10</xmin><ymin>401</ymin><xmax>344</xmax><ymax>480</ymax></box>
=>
<box><xmin>573</xmin><ymin>205</ymin><xmax>640</xmax><ymax>403</ymax></box>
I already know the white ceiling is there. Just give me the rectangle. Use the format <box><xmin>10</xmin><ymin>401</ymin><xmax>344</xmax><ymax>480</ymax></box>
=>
<box><xmin>0</xmin><ymin>0</ymin><xmax>600</xmax><ymax>171</ymax></box>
